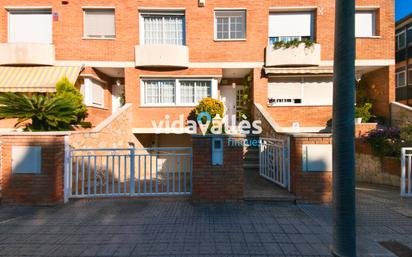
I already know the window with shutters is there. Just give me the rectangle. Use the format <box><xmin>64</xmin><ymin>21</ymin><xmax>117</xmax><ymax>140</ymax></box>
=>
<box><xmin>81</xmin><ymin>78</ymin><xmax>105</xmax><ymax>107</ymax></box>
<box><xmin>140</xmin><ymin>11</ymin><xmax>185</xmax><ymax>45</ymax></box>
<box><xmin>215</xmin><ymin>10</ymin><xmax>246</xmax><ymax>40</ymax></box>
<box><xmin>268</xmin><ymin>12</ymin><xmax>314</xmax><ymax>45</ymax></box>
<box><xmin>268</xmin><ymin>77</ymin><xmax>333</xmax><ymax>106</ymax></box>
<box><xmin>355</xmin><ymin>11</ymin><xmax>377</xmax><ymax>37</ymax></box>
<box><xmin>84</xmin><ymin>9</ymin><xmax>116</xmax><ymax>39</ymax></box>
<box><xmin>8</xmin><ymin>9</ymin><xmax>52</xmax><ymax>44</ymax></box>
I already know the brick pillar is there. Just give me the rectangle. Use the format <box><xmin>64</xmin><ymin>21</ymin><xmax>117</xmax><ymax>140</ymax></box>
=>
<box><xmin>192</xmin><ymin>135</ymin><xmax>244</xmax><ymax>202</ymax></box>
<box><xmin>0</xmin><ymin>134</ymin><xmax>66</xmax><ymax>205</ymax></box>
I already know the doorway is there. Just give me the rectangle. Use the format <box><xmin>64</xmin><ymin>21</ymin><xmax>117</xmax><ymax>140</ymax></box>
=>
<box><xmin>220</xmin><ymin>85</ymin><xmax>244</xmax><ymax>126</ymax></box>
<box><xmin>112</xmin><ymin>84</ymin><xmax>124</xmax><ymax>113</ymax></box>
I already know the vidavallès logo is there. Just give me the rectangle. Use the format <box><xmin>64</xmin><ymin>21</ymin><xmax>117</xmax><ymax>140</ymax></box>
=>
<box><xmin>151</xmin><ymin>112</ymin><xmax>262</xmax><ymax>136</ymax></box>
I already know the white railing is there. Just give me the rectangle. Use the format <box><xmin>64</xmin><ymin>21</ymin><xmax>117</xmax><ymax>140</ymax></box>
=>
<box><xmin>401</xmin><ymin>147</ymin><xmax>412</xmax><ymax>197</ymax></box>
<box><xmin>68</xmin><ymin>147</ymin><xmax>192</xmax><ymax>198</ymax></box>
<box><xmin>259</xmin><ymin>138</ymin><xmax>290</xmax><ymax>190</ymax></box>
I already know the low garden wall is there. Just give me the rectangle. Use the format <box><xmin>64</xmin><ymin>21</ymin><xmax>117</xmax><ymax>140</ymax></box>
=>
<box><xmin>192</xmin><ymin>135</ymin><xmax>244</xmax><ymax>202</ymax></box>
<box><xmin>0</xmin><ymin>133</ymin><xmax>68</xmax><ymax>205</ymax></box>
<box><xmin>356</xmin><ymin>140</ymin><xmax>401</xmax><ymax>187</ymax></box>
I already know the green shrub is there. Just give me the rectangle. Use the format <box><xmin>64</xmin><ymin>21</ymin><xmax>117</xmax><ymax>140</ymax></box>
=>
<box><xmin>364</xmin><ymin>125</ymin><xmax>412</xmax><ymax>157</ymax></box>
<box><xmin>355</xmin><ymin>103</ymin><xmax>373</xmax><ymax>122</ymax></box>
<box><xmin>188</xmin><ymin>98</ymin><xmax>224</xmax><ymax>122</ymax></box>
<box><xmin>55</xmin><ymin>77</ymin><xmax>88</xmax><ymax>124</ymax></box>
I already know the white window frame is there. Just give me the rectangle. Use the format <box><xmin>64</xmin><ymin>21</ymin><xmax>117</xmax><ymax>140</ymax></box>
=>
<box><xmin>396</xmin><ymin>71</ymin><xmax>407</xmax><ymax>88</ymax></box>
<box><xmin>267</xmin><ymin>76</ymin><xmax>334</xmax><ymax>107</ymax></box>
<box><xmin>7</xmin><ymin>8</ymin><xmax>53</xmax><ymax>44</ymax></box>
<box><xmin>83</xmin><ymin>7</ymin><xmax>116</xmax><ymax>40</ymax></box>
<box><xmin>139</xmin><ymin>10</ymin><xmax>186</xmax><ymax>45</ymax></box>
<box><xmin>81</xmin><ymin>77</ymin><xmax>106</xmax><ymax>108</ymax></box>
<box><xmin>396</xmin><ymin>30</ymin><xmax>407</xmax><ymax>51</ymax></box>
<box><xmin>355</xmin><ymin>10</ymin><xmax>377</xmax><ymax>38</ymax></box>
<box><xmin>214</xmin><ymin>9</ymin><xmax>247</xmax><ymax>41</ymax></box>
<box><xmin>140</xmin><ymin>78</ymin><xmax>218</xmax><ymax>107</ymax></box>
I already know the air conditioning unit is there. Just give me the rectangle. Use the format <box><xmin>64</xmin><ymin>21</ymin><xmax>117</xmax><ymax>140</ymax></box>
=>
<box><xmin>198</xmin><ymin>0</ymin><xmax>205</xmax><ymax>7</ymax></box>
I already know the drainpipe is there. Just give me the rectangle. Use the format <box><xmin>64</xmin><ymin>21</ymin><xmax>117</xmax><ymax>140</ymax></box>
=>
<box><xmin>332</xmin><ymin>0</ymin><xmax>357</xmax><ymax>256</ymax></box>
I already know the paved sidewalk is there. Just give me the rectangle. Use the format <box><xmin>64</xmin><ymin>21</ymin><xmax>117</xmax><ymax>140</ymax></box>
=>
<box><xmin>0</xmin><ymin>184</ymin><xmax>410</xmax><ymax>256</ymax></box>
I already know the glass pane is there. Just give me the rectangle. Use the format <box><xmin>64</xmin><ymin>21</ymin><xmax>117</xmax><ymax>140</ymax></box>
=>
<box><xmin>143</xmin><ymin>15</ymin><xmax>184</xmax><ymax>45</ymax></box>
<box><xmin>180</xmin><ymin>81</ymin><xmax>195</xmax><ymax>104</ymax></box>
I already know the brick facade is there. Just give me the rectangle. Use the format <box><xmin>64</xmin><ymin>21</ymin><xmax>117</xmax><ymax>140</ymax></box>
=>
<box><xmin>0</xmin><ymin>0</ymin><xmax>395</xmax><ymax>130</ymax></box>
<box><xmin>0</xmin><ymin>134</ymin><xmax>66</xmax><ymax>205</ymax></box>
<box><xmin>192</xmin><ymin>135</ymin><xmax>244</xmax><ymax>202</ymax></box>
<box><xmin>289</xmin><ymin>135</ymin><xmax>333</xmax><ymax>203</ymax></box>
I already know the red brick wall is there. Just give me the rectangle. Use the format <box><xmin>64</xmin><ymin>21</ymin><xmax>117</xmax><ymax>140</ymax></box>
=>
<box><xmin>0</xmin><ymin>0</ymin><xmax>394</xmax><ymax>62</ymax></box>
<box><xmin>192</xmin><ymin>136</ymin><xmax>244</xmax><ymax>202</ymax></box>
<box><xmin>363</xmin><ymin>66</ymin><xmax>396</xmax><ymax>120</ymax></box>
<box><xmin>290</xmin><ymin>136</ymin><xmax>333</xmax><ymax>203</ymax></box>
<box><xmin>0</xmin><ymin>135</ymin><xmax>66</xmax><ymax>205</ymax></box>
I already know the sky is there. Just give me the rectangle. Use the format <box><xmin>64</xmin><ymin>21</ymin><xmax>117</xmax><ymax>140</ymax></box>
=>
<box><xmin>396</xmin><ymin>0</ymin><xmax>412</xmax><ymax>21</ymax></box>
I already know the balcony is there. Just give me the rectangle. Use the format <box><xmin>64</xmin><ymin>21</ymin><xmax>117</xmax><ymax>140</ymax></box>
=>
<box><xmin>0</xmin><ymin>43</ymin><xmax>55</xmax><ymax>66</ymax></box>
<box><xmin>135</xmin><ymin>44</ymin><xmax>189</xmax><ymax>68</ymax></box>
<box><xmin>265</xmin><ymin>43</ymin><xmax>321</xmax><ymax>67</ymax></box>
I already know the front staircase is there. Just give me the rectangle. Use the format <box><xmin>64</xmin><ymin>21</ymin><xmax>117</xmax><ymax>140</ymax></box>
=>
<box><xmin>243</xmin><ymin>136</ymin><xmax>298</xmax><ymax>202</ymax></box>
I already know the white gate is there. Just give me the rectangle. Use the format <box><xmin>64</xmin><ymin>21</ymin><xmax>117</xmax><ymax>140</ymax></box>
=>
<box><xmin>259</xmin><ymin>138</ymin><xmax>290</xmax><ymax>190</ymax></box>
<box><xmin>401</xmin><ymin>147</ymin><xmax>412</xmax><ymax>197</ymax></box>
<box><xmin>67</xmin><ymin>147</ymin><xmax>192</xmax><ymax>199</ymax></box>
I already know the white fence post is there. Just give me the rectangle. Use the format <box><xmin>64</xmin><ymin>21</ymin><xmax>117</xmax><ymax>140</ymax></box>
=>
<box><xmin>63</xmin><ymin>135</ymin><xmax>70</xmax><ymax>203</ymax></box>
<box><xmin>401</xmin><ymin>147</ymin><xmax>412</xmax><ymax>197</ymax></box>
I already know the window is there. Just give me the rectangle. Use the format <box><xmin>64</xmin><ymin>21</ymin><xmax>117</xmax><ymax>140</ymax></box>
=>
<box><xmin>396</xmin><ymin>71</ymin><xmax>406</xmax><ymax>88</ymax></box>
<box><xmin>142</xmin><ymin>79</ymin><xmax>214</xmax><ymax>106</ymax></box>
<box><xmin>8</xmin><ymin>9</ymin><xmax>52</xmax><ymax>43</ymax></box>
<box><xmin>396</xmin><ymin>31</ymin><xmax>407</xmax><ymax>50</ymax></box>
<box><xmin>409</xmin><ymin>69</ymin><xmax>412</xmax><ymax>85</ymax></box>
<box><xmin>180</xmin><ymin>81</ymin><xmax>212</xmax><ymax>104</ymax></box>
<box><xmin>84</xmin><ymin>9</ymin><xmax>115</xmax><ymax>39</ymax></box>
<box><xmin>141</xmin><ymin>12</ymin><xmax>185</xmax><ymax>45</ymax></box>
<box><xmin>268</xmin><ymin>77</ymin><xmax>333</xmax><ymax>106</ymax></box>
<box><xmin>408</xmin><ymin>27</ymin><xmax>412</xmax><ymax>45</ymax></box>
<box><xmin>215</xmin><ymin>10</ymin><xmax>246</xmax><ymax>40</ymax></box>
<box><xmin>355</xmin><ymin>11</ymin><xmax>376</xmax><ymax>37</ymax></box>
<box><xmin>268</xmin><ymin>12</ymin><xmax>314</xmax><ymax>44</ymax></box>
<box><xmin>81</xmin><ymin>78</ymin><xmax>105</xmax><ymax>107</ymax></box>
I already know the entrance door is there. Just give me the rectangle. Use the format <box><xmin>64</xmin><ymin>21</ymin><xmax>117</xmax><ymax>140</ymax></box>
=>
<box><xmin>112</xmin><ymin>84</ymin><xmax>124</xmax><ymax>113</ymax></box>
<box><xmin>220</xmin><ymin>85</ymin><xmax>244</xmax><ymax>125</ymax></box>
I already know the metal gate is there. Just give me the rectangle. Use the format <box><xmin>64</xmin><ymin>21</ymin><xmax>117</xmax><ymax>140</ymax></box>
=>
<box><xmin>259</xmin><ymin>138</ymin><xmax>290</xmax><ymax>190</ymax></box>
<box><xmin>401</xmin><ymin>147</ymin><xmax>412</xmax><ymax>197</ymax></box>
<box><xmin>67</xmin><ymin>147</ymin><xmax>192</xmax><ymax>198</ymax></box>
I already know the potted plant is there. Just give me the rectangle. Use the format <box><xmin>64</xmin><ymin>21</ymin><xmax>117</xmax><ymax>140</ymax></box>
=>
<box><xmin>355</xmin><ymin>103</ymin><xmax>373</xmax><ymax>124</ymax></box>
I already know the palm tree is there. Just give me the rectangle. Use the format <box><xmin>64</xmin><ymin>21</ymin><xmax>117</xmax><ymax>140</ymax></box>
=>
<box><xmin>0</xmin><ymin>93</ymin><xmax>78</xmax><ymax>131</ymax></box>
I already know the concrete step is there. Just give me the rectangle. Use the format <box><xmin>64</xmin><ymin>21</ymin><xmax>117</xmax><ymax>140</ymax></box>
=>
<box><xmin>243</xmin><ymin>163</ymin><xmax>259</xmax><ymax>169</ymax></box>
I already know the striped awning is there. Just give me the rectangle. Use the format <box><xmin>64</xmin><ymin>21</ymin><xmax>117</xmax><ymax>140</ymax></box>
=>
<box><xmin>0</xmin><ymin>66</ymin><xmax>83</xmax><ymax>93</ymax></box>
<box><xmin>264</xmin><ymin>67</ymin><xmax>334</xmax><ymax>75</ymax></box>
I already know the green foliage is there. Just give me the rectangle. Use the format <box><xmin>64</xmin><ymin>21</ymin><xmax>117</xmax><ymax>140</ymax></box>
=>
<box><xmin>364</xmin><ymin>125</ymin><xmax>412</xmax><ymax>157</ymax></box>
<box><xmin>0</xmin><ymin>93</ymin><xmax>78</xmax><ymax>131</ymax></box>
<box><xmin>55</xmin><ymin>77</ymin><xmax>88</xmax><ymax>123</ymax></box>
<box><xmin>273</xmin><ymin>39</ymin><xmax>315</xmax><ymax>49</ymax></box>
<box><xmin>239</xmin><ymin>73</ymin><xmax>253</xmax><ymax>121</ymax></box>
<box><xmin>355</xmin><ymin>103</ymin><xmax>373</xmax><ymax>122</ymax></box>
<box><xmin>188</xmin><ymin>98</ymin><xmax>224</xmax><ymax>123</ymax></box>
<box><xmin>354</xmin><ymin>79</ymin><xmax>374</xmax><ymax>123</ymax></box>
<box><xmin>120</xmin><ymin>93</ymin><xmax>126</xmax><ymax>106</ymax></box>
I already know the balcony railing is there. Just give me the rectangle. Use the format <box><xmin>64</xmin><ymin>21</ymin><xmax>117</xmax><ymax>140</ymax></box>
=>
<box><xmin>0</xmin><ymin>43</ymin><xmax>55</xmax><ymax>66</ymax></box>
<box><xmin>135</xmin><ymin>44</ymin><xmax>189</xmax><ymax>68</ymax></box>
<box><xmin>265</xmin><ymin>43</ymin><xmax>321</xmax><ymax>67</ymax></box>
